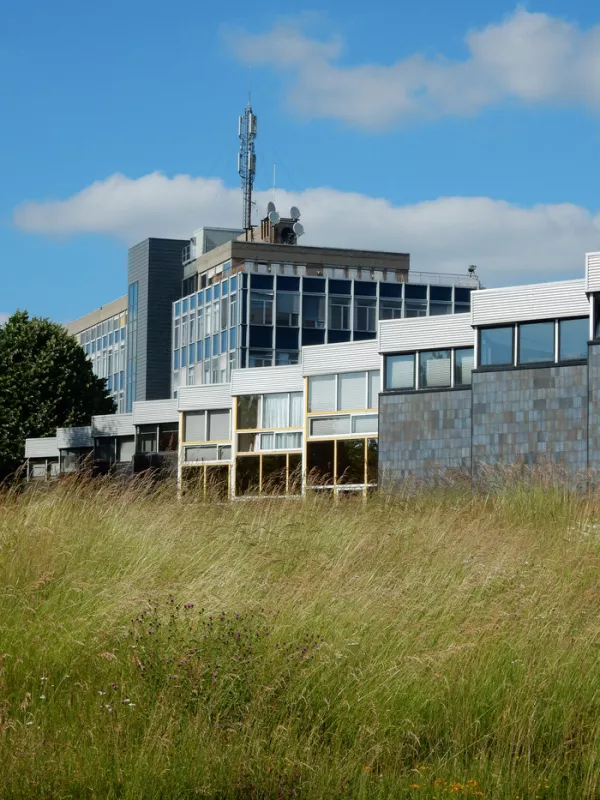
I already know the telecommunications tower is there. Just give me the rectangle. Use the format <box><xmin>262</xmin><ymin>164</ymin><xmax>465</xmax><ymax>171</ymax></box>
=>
<box><xmin>238</xmin><ymin>100</ymin><xmax>257</xmax><ymax>240</ymax></box>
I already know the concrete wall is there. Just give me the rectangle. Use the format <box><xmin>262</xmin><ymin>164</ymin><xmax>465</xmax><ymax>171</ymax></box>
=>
<box><xmin>471</xmin><ymin>365</ymin><xmax>588</xmax><ymax>470</ymax></box>
<box><xmin>378</xmin><ymin>389</ymin><xmax>472</xmax><ymax>482</ymax></box>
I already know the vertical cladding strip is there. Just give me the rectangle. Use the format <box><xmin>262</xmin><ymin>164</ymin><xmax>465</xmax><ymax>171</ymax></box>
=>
<box><xmin>588</xmin><ymin>344</ymin><xmax>600</xmax><ymax>471</ymax></box>
<box><xmin>128</xmin><ymin>241</ymin><xmax>150</xmax><ymax>405</ymax></box>
<box><xmin>471</xmin><ymin>365</ymin><xmax>588</xmax><ymax>472</ymax></box>
<box><xmin>146</xmin><ymin>239</ymin><xmax>187</xmax><ymax>401</ymax></box>
<box><xmin>378</xmin><ymin>390</ymin><xmax>473</xmax><ymax>483</ymax></box>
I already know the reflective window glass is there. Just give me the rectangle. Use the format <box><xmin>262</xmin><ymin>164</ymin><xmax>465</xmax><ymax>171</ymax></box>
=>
<box><xmin>559</xmin><ymin>318</ymin><xmax>588</xmax><ymax>361</ymax></box>
<box><xmin>419</xmin><ymin>350</ymin><xmax>451</xmax><ymax>388</ymax></box>
<box><xmin>518</xmin><ymin>321</ymin><xmax>554</xmax><ymax>364</ymax></box>
<box><xmin>480</xmin><ymin>327</ymin><xmax>514</xmax><ymax>366</ymax></box>
<box><xmin>385</xmin><ymin>354</ymin><xmax>415</xmax><ymax>390</ymax></box>
<box><xmin>455</xmin><ymin>348</ymin><xmax>475</xmax><ymax>386</ymax></box>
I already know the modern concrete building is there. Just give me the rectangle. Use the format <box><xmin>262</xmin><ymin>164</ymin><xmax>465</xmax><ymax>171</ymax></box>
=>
<box><xmin>31</xmin><ymin>250</ymin><xmax>600</xmax><ymax>493</ymax></box>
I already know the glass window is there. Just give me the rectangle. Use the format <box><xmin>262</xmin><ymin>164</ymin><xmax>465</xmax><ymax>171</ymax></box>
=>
<box><xmin>455</xmin><ymin>287</ymin><xmax>472</xmax><ymax>313</ymax></box>
<box><xmin>429</xmin><ymin>286</ymin><xmax>452</xmax><ymax>316</ymax></box>
<box><xmin>518</xmin><ymin>321</ymin><xmax>554</xmax><ymax>365</ymax></box>
<box><xmin>336</xmin><ymin>439</ymin><xmax>365</xmax><ymax>485</ymax></box>
<box><xmin>306</xmin><ymin>440</ymin><xmax>334</xmax><ymax>486</ymax></box>
<box><xmin>455</xmin><ymin>348</ymin><xmax>475</xmax><ymax>386</ymax></box>
<box><xmin>480</xmin><ymin>326</ymin><xmax>514</xmax><ymax>366</ymax></box>
<box><xmin>276</xmin><ymin>293</ymin><xmax>299</xmax><ymax>326</ymax></box>
<box><xmin>221</xmin><ymin>298</ymin><xmax>228</xmax><ymax>330</ymax></box>
<box><xmin>275</xmin><ymin>432</ymin><xmax>302</xmax><ymax>449</ymax></box>
<box><xmin>559</xmin><ymin>318</ymin><xmax>588</xmax><ymax>361</ymax></box>
<box><xmin>275</xmin><ymin>350</ymin><xmax>299</xmax><ymax>365</ymax></box>
<box><xmin>249</xmin><ymin>351</ymin><xmax>272</xmax><ymax>367</ymax></box>
<box><xmin>338</xmin><ymin>372</ymin><xmax>366</xmax><ymax>410</ymax></box>
<box><xmin>385</xmin><ymin>354</ymin><xmax>415</xmax><ymax>390</ymax></box>
<box><xmin>229</xmin><ymin>294</ymin><xmax>237</xmax><ymax>327</ymax></box>
<box><xmin>404</xmin><ymin>284</ymin><xmax>427</xmax><ymax>318</ymax></box>
<box><xmin>302</xmin><ymin>295</ymin><xmax>325</xmax><ymax>329</ymax></box>
<box><xmin>290</xmin><ymin>392</ymin><xmax>303</xmax><ymax>427</ymax></box>
<box><xmin>184</xmin><ymin>411</ymin><xmax>206</xmax><ymax>442</ymax></box>
<box><xmin>353</xmin><ymin>414</ymin><xmax>378</xmax><ymax>434</ymax></box>
<box><xmin>250</xmin><ymin>291</ymin><xmax>273</xmax><ymax>326</ymax></box>
<box><xmin>354</xmin><ymin>298</ymin><xmax>376</xmax><ymax>332</ymax></box>
<box><xmin>207</xmin><ymin>410</ymin><xmax>230</xmax><ymax>441</ymax></box>
<box><xmin>238</xmin><ymin>395</ymin><xmax>260</xmax><ymax>429</ymax></box>
<box><xmin>308</xmin><ymin>374</ymin><xmax>336</xmax><ymax>412</ymax></box>
<box><xmin>263</xmin><ymin>394</ymin><xmax>289</xmax><ymax>428</ymax></box>
<box><xmin>137</xmin><ymin>426</ymin><xmax>157</xmax><ymax>454</ymax></box>
<box><xmin>379</xmin><ymin>298</ymin><xmax>403</xmax><ymax>320</ymax></box>
<box><xmin>329</xmin><ymin>296</ymin><xmax>351</xmax><ymax>330</ymax></box>
<box><xmin>419</xmin><ymin>350</ymin><xmax>452</xmax><ymax>389</ymax></box>
<box><xmin>368</xmin><ymin>370</ymin><xmax>380</xmax><ymax>408</ymax></box>
<box><xmin>183</xmin><ymin>298</ymin><xmax>188</xmax><ymax>313</ymax></box>
<box><xmin>159</xmin><ymin>425</ymin><xmax>179</xmax><ymax>452</ymax></box>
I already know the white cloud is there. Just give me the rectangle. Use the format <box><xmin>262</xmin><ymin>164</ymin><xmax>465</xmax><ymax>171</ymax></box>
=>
<box><xmin>12</xmin><ymin>171</ymin><xmax>600</xmax><ymax>287</ymax></box>
<box><xmin>228</xmin><ymin>8</ymin><xmax>600</xmax><ymax>127</ymax></box>
<box><xmin>0</xmin><ymin>312</ymin><xmax>9</xmax><ymax>327</ymax></box>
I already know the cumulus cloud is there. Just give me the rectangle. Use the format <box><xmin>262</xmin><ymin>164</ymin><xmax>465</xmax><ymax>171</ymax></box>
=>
<box><xmin>0</xmin><ymin>312</ymin><xmax>10</xmax><ymax>327</ymax></box>
<box><xmin>228</xmin><ymin>8</ymin><xmax>600</xmax><ymax>127</ymax></box>
<box><xmin>12</xmin><ymin>172</ymin><xmax>600</xmax><ymax>287</ymax></box>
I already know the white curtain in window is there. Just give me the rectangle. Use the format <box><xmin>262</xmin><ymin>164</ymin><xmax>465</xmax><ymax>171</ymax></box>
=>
<box><xmin>290</xmin><ymin>392</ymin><xmax>303</xmax><ymax>427</ymax></box>
<box><xmin>368</xmin><ymin>371</ymin><xmax>380</xmax><ymax>409</ymax></box>
<box><xmin>208</xmin><ymin>410</ymin><xmax>230</xmax><ymax>441</ymax></box>
<box><xmin>275</xmin><ymin>432</ymin><xmax>302</xmax><ymax>449</ymax></box>
<box><xmin>184</xmin><ymin>411</ymin><xmax>206</xmax><ymax>442</ymax></box>
<box><xmin>263</xmin><ymin>393</ymin><xmax>288</xmax><ymax>428</ymax></box>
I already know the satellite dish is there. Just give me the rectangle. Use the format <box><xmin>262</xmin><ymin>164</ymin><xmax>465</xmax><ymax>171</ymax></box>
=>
<box><xmin>267</xmin><ymin>201</ymin><xmax>276</xmax><ymax>214</ymax></box>
<box><xmin>293</xmin><ymin>221</ymin><xmax>304</xmax><ymax>237</ymax></box>
<box><xmin>268</xmin><ymin>210</ymin><xmax>280</xmax><ymax>225</ymax></box>
<box><xmin>290</xmin><ymin>206</ymin><xmax>301</xmax><ymax>220</ymax></box>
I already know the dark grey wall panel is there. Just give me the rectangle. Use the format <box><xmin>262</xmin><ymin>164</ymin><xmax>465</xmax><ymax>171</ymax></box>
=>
<box><xmin>378</xmin><ymin>389</ymin><xmax>472</xmax><ymax>483</ymax></box>
<box><xmin>471</xmin><ymin>365</ymin><xmax>588</xmax><ymax>470</ymax></box>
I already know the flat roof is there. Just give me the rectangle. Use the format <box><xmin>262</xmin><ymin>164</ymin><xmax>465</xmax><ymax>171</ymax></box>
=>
<box><xmin>65</xmin><ymin>295</ymin><xmax>128</xmax><ymax>335</ymax></box>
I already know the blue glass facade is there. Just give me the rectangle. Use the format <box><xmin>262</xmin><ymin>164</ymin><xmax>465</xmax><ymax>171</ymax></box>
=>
<box><xmin>78</xmin><ymin>310</ymin><xmax>128</xmax><ymax>413</ymax></box>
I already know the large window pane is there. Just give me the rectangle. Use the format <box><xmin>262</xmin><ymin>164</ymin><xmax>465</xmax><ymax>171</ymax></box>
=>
<box><xmin>379</xmin><ymin>298</ymin><xmax>402</xmax><ymax>320</ymax></box>
<box><xmin>385</xmin><ymin>354</ymin><xmax>415</xmax><ymax>390</ymax></box>
<box><xmin>455</xmin><ymin>348</ymin><xmax>475</xmax><ymax>386</ymax></box>
<box><xmin>262</xmin><ymin>455</ymin><xmax>287</xmax><ymax>495</ymax></box>
<box><xmin>404</xmin><ymin>284</ymin><xmax>427</xmax><ymax>318</ymax></box>
<box><xmin>419</xmin><ymin>350</ymin><xmax>451</xmax><ymax>389</ymax></box>
<box><xmin>336</xmin><ymin>439</ymin><xmax>365</xmax><ymax>484</ymax></box>
<box><xmin>235</xmin><ymin>455</ymin><xmax>261</xmax><ymax>495</ymax></box>
<box><xmin>303</xmin><ymin>295</ymin><xmax>325</xmax><ymax>329</ymax></box>
<box><xmin>308</xmin><ymin>374</ymin><xmax>336</xmax><ymax>412</ymax></box>
<box><xmin>354</xmin><ymin>298</ymin><xmax>377</xmax><ymax>332</ymax></box>
<box><xmin>290</xmin><ymin>392</ymin><xmax>303</xmax><ymax>427</ymax></box>
<box><xmin>559</xmin><ymin>318</ymin><xmax>588</xmax><ymax>361</ymax></box>
<box><xmin>184</xmin><ymin>410</ymin><xmax>206</xmax><ymax>442</ymax></box>
<box><xmin>237</xmin><ymin>395</ymin><xmax>259</xmax><ymax>429</ymax></box>
<box><xmin>329</xmin><ymin>296</ymin><xmax>351</xmax><ymax>330</ymax></box>
<box><xmin>250</xmin><ymin>291</ymin><xmax>273</xmax><ymax>326</ymax></box>
<box><xmin>368</xmin><ymin>370</ymin><xmax>380</xmax><ymax>408</ymax></box>
<box><xmin>429</xmin><ymin>286</ymin><xmax>452</xmax><ymax>316</ymax></box>
<box><xmin>480</xmin><ymin>327</ymin><xmax>514</xmax><ymax>366</ymax></box>
<box><xmin>207</xmin><ymin>410</ymin><xmax>230</xmax><ymax>441</ymax></box>
<box><xmin>276</xmin><ymin>293</ymin><xmax>299</xmax><ymax>326</ymax></box>
<box><xmin>338</xmin><ymin>372</ymin><xmax>366</xmax><ymax>410</ymax></box>
<box><xmin>518</xmin><ymin>321</ymin><xmax>554</xmax><ymax>364</ymax></box>
<box><xmin>263</xmin><ymin>393</ymin><xmax>288</xmax><ymax>428</ymax></box>
<box><xmin>306</xmin><ymin>440</ymin><xmax>334</xmax><ymax>486</ymax></box>
<box><xmin>158</xmin><ymin>425</ymin><xmax>178</xmax><ymax>452</ymax></box>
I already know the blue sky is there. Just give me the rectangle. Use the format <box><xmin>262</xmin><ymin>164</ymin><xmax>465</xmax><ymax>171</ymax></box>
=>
<box><xmin>2</xmin><ymin>0</ymin><xmax>600</xmax><ymax>324</ymax></box>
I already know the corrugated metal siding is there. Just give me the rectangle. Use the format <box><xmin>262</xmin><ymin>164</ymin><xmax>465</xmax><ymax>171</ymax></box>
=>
<box><xmin>25</xmin><ymin>437</ymin><xmax>59</xmax><ymax>458</ymax></box>
<box><xmin>472</xmin><ymin>279</ymin><xmax>588</xmax><ymax>326</ymax></box>
<box><xmin>379</xmin><ymin>313</ymin><xmax>474</xmax><ymax>354</ymax></box>
<box><xmin>302</xmin><ymin>340</ymin><xmax>379</xmax><ymax>376</ymax></box>
<box><xmin>586</xmin><ymin>252</ymin><xmax>600</xmax><ymax>293</ymax></box>
<box><xmin>231</xmin><ymin>365</ymin><xmax>304</xmax><ymax>395</ymax></box>
<box><xmin>92</xmin><ymin>413</ymin><xmax>135</xmax><ymax>437</ymax></box>
<box><xmin>56</xmin><ymin>426</ymin><xmax>93</xmax><ymax>449</ymax></box>
<box><xmin>132</xmin><ymin>399</ymin><xmax>179</xmax><ymax>425</ymax></box>
<box><xmin>177</xmin><ymin>383</ymin><xmax>232</xmax><ymax>411</ymax></box>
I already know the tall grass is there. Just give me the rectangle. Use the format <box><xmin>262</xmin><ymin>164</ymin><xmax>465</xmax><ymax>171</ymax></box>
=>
<box><xmin>2</xmin><ymin>478</ymin><xmax>600</xmax><ymax>797</ymax></box>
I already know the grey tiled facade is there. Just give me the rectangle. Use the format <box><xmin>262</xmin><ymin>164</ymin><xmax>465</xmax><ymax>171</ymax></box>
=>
<box><xmin>471</xmin><ymin>365</ymin><xmax>588</xmax><ymax>470</ymax></box>
<box><xmin>378</xmin><ymin>389</ymin><xmax>472</xmax><ymax>482</ymax></box>
<box><xmin>587</xmin><ymin>343</ymin><xmax>600</xmax><ymax>469</ymax></box>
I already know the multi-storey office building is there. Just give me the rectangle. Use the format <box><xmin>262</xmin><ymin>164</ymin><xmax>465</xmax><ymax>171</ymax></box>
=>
<box><xmin>67</xmin><ymin>296</ymin><xmax>129</xmax><ymax>413</ymax></box>
<box><xmin>172</xmin><ymin>233</ymin><xmax>478</xmax><ymax>395</ymax></box>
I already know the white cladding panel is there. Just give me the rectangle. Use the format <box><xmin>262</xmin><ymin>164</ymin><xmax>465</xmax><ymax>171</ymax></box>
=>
<box><xmin>56</xmin><ymin>426</ymin><xmax>93</xmax><ymax>450</ymax></box>
<box><xmin>231</xmin><ymin>365</ymin><xmax>303</xmax><ymax>395</ymax></box>
<box><xmin>302</xmin><ymin>340</ymin><xmax>379</xmax><ymax>376</ymax></box>
<box><xmin>178</xmin><ymin>383</ymin><xmax>232</xmax><ymax>411</ymax></box>
<box><xmin>25</xmin><ymin>437</ymin><xmax>59</xmax><ymax>458</ymax></box>
<box><xmin>472</xmin><ymin>279</ymin><xmax>588</xmax><ymax>326</ymax></box>
<box><xmin>133</xmin><ymin>399</ymin><xmax>179</xmax><ymax>425</ymax></box>
<box><xmin>379</xmin><ymin>314</ymin><xmax>474</xmax><ymax>354</ymax></box>
<box><xmin>92</xmin><ymin>414</ymin><xmax>135</xmax><ymax>437</ymax></box>
<box><xmin>586</xmin><ymin>252</ymin><xmax>600</xmax><ymax>293</ymax></box>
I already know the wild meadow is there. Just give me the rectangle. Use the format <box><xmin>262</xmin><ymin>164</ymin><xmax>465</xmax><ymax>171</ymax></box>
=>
<box><xmin>2</xmin><ymin>476</ymin><xmax>600</xmax><ymax>798</ymax></box>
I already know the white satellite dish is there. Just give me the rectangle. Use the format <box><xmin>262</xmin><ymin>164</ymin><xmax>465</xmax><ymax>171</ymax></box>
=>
<box><xmin>290</xmin><ymin>206</ymin><xmax>301</xmax><ymax>220</ymax></box>
<box><xmin>293</xmin><ymin>221</ymin><xmax>304</xmax><ymax>237</ymax></box>
<box><xmin>268</xmin><ymin>210</ymin><xmax>280</xmax><ymax>225</ymax></box>
<box><xmin>267</xmin><ymin>201</ymin><xmax>276</xmax><ymax>214</ymax></box>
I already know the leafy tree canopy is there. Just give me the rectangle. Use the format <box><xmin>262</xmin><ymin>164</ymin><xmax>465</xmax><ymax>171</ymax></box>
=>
<box><xmin>0</xmin><ymin>311</ymin><xmax>115</xmax><ymax>478</ymax></box>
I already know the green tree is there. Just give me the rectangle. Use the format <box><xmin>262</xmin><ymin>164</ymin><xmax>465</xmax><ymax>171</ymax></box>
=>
<box><xmin>0</xmin><ymin>311</ymin><xmax>115</xmax><ymax>479</ymax></box>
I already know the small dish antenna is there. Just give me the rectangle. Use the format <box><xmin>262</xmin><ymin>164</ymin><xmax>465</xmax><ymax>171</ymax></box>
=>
<box><xmin>290</xmin><ymin>206</ymin><xmax>301</xmax><ymax>220</ymax></box>
<box><xmin>267</xmin><ymin>201</ymin><xmax>276</xmax><ymax>214</ymax></box>
<box><xmin>293</xmin><ymin>221</ymin><xmax>304</xmax><ymax>237</ymax></box>
<box><xmin>268</xmin><ymin>210</ymin><xmax>280</xmax><ymax>225</ymax></box>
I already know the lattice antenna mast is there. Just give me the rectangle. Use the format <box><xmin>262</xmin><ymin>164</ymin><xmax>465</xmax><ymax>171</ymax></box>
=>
<box><xmin>238</xmin><ymin>100</ymin><xmax>257</xmax><ymax>239</ymax></box>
